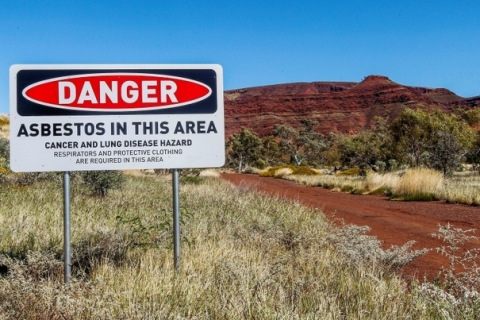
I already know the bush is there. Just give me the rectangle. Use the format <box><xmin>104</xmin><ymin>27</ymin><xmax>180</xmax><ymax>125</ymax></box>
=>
<box><xmin>80</xmin><ymin>170</ymin><xmax>125</xmax><ymax>196</ymax></box>
<box><xmin>327</xmin><ymin>223</ymin><xmax>428</xmax><ymax>274</ymax></box>
<box><xmin>254</xmin><ymin>158</ymin><xmax>268</xmax><ymax>169</ymax></box>
<box><xmin>418</xmin><ymin>224</ymin><xmax>480</xmax><ymax>318</ymax></box>
<box><xmin>375</xmin><ymin>160</ymin><xmax>386</xmax><ymax>173</ymax></box>
<box><xmin>387</xmin><ymin>159</ymin><xmax>399</xmax><ymax>171</ymax></box>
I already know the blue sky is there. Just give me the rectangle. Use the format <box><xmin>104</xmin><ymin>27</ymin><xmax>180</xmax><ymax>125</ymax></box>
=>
<box><xmin>2</xmin><ymin>0</ymin><xmax>480</xmax><ymax>114</ymax></box>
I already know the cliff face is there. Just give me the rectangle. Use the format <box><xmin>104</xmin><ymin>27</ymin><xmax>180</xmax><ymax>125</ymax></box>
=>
<box><xmin>224</xmin><ymin>75</ymin><xmax>480</xmax><ymax>137</ymax></box>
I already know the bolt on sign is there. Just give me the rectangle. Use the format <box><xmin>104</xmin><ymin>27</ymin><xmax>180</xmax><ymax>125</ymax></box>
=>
<box><xmin>10</xmin><ymin>64</ymin><xmax>225</xmax><ymax>172</ymax></box>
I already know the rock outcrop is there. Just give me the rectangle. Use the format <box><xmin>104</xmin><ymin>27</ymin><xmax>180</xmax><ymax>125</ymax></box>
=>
<box><xmin>224</xmin><ymin>75</ymin><xmax>480</xmax><ymax>137</ymax></box>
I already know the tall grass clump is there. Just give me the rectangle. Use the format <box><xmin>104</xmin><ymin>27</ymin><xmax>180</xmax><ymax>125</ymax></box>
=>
<box><xmin>392</xmin><ymin>168</ymin><xmax>444</xmax><ymax>201</ymax></box>
<box><xmin>259</xmin><ymin>165</ymin><xmax>319</xmax><ymax>178</ymax></box>
<box><xmin>365</xmin><ymin>171</ymin><xmax>401</xmax><ymax>195</ymax></box>
<box><xmin>286</xmin><ymin>173</ymin><xmax>366</xmax><ymax>194</ymax></box>
<box><xmin>441</xmin><ymin>175</ymin><xmax>480</xmax><ymax>206</ymax></box>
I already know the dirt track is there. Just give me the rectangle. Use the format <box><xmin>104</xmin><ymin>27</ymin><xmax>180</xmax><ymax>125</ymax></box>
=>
<box><xmin>222</xmin><ymin>173</ymin><xmax>480</xmax><ymax>282</ymax></box>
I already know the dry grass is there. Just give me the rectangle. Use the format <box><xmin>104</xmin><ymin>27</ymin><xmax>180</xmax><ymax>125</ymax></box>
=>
<box><xmin>288</xmin><ymin>167</ymin><xmax>480</xmax><ymax>205</ymax></box>
<box><xmin>271</xmin><ymin>166</ymin><xmax>293</xmax><ymax>177</ymax></box>
<box><xmin>441</xmin><ymin>174</ymin><xmax>480</xmax><ymax>205</ymax></box>
<box><xmin>259</xmin><ymin>165</ymin><xmax>321</xmax><ymax>178</ymax></box>
<box><xmin>391</xmin><ymin>168</ymin><xmax>444</xmax><ymax>201</ymax></box>
<box><xmin>285</xmin><ymin>173</ymin><xmax>366</xmax><ymax>194</ymax></box>
<box><xmin>365</xmin><ymin>171</ymin><xmax>401</xmax><ymax>194</ymax></box>
<box><xmin>198</xmin><ymin>169</ymin><xmax>221</xmax><ymax>178</ymax></box>
<box><xmin>0</xmin><ymin>175</ymin><xmax>459</xmax><ymax>318</ymax></box>
<box><xmin>0</xmin><ymin>115</ymin><xmax>9</xmax><ymax>140</ymax></box>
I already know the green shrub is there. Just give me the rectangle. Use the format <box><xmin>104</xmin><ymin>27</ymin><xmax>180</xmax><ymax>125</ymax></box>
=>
<box><xmin>387</xmin><ymin>159</ymin><xmax>399</xmax><ymax>171</ymax></box>
<box><xmin>254</xmin><ymin>158</ymin><xmax>268</xmax><ymax>169</ymax></box>
<box><xmin>80</xmin><ymin>170</ymin><xmax>125</xmax><ymax>196</ymax></box>
<box><xmin>375</xmin><ymin>160</ymin><xmax>386</xmax><ymax>173</ymax></box>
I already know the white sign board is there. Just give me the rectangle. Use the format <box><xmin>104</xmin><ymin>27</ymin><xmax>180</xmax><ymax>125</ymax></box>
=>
<box><xmin>10</xmin><ymin>64</ymin><xmax>225</xmax><ymax>172</ymax></box>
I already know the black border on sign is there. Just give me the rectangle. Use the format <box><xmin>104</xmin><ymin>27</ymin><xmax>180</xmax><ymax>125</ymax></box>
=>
<box><xmin>16</xmin><ymin>69</ymin><xmax>218</xmax><ymax>116</ymax></box>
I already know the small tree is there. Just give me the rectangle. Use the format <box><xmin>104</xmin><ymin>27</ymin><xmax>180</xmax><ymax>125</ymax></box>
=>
<box><xmin>273</xmin><ymin>120</ymin><xmax>327</xmax><ymax>166</ymax></box>
<box><xmin>322</xmin><ymin>133</ymin><xmax>342</xmax><ymax>168</ymax></box>
<box><xmin>338</xmin><ymin>130</ymin><xmax>385</xmax><ymax>174</ymax></box>
<box><xmin>226</xmin><ymin>128</ymin><xmax>262</xmax><ymax>173</ymax></box>
<box><xmin>389</xmin><ymin>108</ymin><xmax>474</xmax><ymax>175</ymax></box>
<box><xmin>466</xmin><ymin>132</ymin><xmax>480</xmax><ymax>174</ymax></box>
<box><xmin>389</xmin><ymin>109</ymin><xmax>431</xmax><ymax>167</ymax></box>
<box><xmin>259</xmin><ymin>135</ymin><xmax>282</xmax><ymax>166</ymax></box>
<box><xmin>426</xmin><ymin>112</ymin><xmax>475</xmax><ymax>176</ymax></box>
<box><xmin>460</xmin><ymin>107</ymin><xmax>480</xmax><ymax>127</ymax></box>
<box><xmin>274</xmin><ymin>124</ymin><xmax>304</xmax><ymax>165</ymax></box>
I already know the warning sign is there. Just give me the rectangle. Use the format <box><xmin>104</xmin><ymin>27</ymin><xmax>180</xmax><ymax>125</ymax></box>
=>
<box><xmin>9</xmin><ymin>64</ymin><xmax>225</xmax><ymax>172</ymax></box>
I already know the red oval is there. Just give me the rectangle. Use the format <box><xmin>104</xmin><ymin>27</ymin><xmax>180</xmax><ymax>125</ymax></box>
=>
<box><xmin>22</xmin><ymin>73</ymin><xmax>212</xmax><ymax>111</ymax></box>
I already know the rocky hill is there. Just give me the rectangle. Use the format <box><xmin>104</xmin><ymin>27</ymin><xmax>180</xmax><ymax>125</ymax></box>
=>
<box><xmin>224</xmin><ymin>75</ymin><xmax>480</xmax><ymax>137</ymax></box>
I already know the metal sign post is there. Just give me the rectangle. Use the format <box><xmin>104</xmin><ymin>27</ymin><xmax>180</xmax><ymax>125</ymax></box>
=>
<box><xmin>63</xmin><ymin>171</ymin><xmax>71</xmax><ymax>284</ymax></box>
<box><xmin>172</xmin><ymin>169</ymin><xmax>181</xmax><ymax>270</ymax></box>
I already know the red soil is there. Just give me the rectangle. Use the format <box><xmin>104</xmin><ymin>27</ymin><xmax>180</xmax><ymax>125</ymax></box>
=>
<box><xmin>222</xmin><ymin>173</ymin><xmax>480</xmax><ymax>282</ymax></box>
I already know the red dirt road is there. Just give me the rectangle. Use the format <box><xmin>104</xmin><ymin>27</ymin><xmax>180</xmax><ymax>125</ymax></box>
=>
<box><xmin>222</xmin><ymin>173</ymin><xmax>480</xmax><ymax>282</ymax></box>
